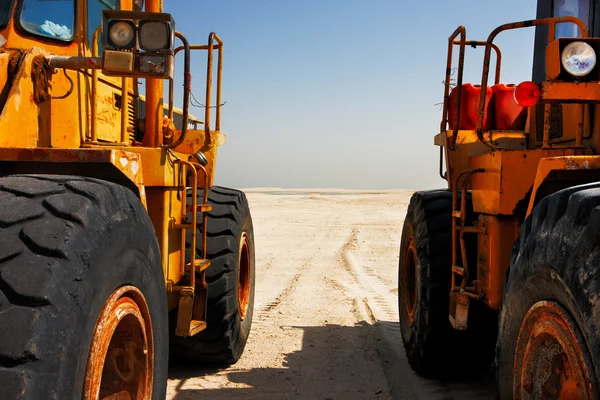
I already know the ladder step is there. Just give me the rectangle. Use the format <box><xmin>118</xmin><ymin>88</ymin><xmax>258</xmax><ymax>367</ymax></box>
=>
<box><xmin>452</xmin><ymin>211</ymin><xmax>462</xmax><ymax>218</ymax></box>
<box><xmin>454</xmin><ymin>226</ymin><xmax>482</xmax><ymax>233</ymax></box>
<box><xmin>173</xmin><ymin>222</ymin><xmax>193</xmax><ymax>230</ymax></box>
<box><xmin>189</xmin><ymin>320</ymin><xmax>207</xmax><ymax>336</ymax></box>
<box><xmin>186</xmin><ymin>204</ymin><xmax>213</xmax><ymax>213</ymax></box>
<box><xmin>452</xmin><ymin>265</ymin><xmax>464</xmax><ymax>275</ymax></box>
<box><xmin>186</xmin><ymin>258</ymin><xmax>211</xmax><ymax>272</ymax></box>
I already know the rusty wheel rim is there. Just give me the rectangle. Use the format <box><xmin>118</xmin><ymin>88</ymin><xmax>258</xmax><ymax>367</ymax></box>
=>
<box><xmin>514</xmin><ymin>300</ymin><xmax>595</xmax><ymax>400</ymax></box>
<box><xmin>83</xmin><ymin>286</ymin><xmax>153</xmax><ymax>400</ymax></box>
<box><xmin>403</xmin><ymin>237</ymin><xmax>418</xmax><ymax>326</ymax></box>
<box><xmin>238</xmin><ymin>232</ymin><xmax>251</xmax><ymax>321</ymax></box>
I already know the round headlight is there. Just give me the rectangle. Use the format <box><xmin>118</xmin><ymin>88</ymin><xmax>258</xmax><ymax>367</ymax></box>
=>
<box><xmin>108</xmin><ymin>20</ymin><xmax>136</xmax><ymax>49</ymax></box>
<box><xmin>561</xmin><ymin>41</ymin><xmax>596</xmax><ymax>77</ymax></box>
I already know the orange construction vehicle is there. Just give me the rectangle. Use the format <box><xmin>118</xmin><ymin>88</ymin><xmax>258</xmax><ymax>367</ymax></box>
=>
<box><xmin>399</xmin><ymin>1</ymin><xmax>600</xmax><ymax>398</ymax></box>
<box><xmin>0</xmin><ymin>1</ymin><xmax>255</xmax><ymax>398</ymax></box>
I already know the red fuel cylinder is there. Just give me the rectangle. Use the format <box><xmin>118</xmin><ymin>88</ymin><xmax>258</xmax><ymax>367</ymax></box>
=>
<box><xmin>448</xmin><ymin>83</ymin><xmax>493</xmax><ymax>130</ymax></box>
<box><xmin>491</xmin><ymin>84</ymin><xmax>527</xmax><ymax>130</ymax></box>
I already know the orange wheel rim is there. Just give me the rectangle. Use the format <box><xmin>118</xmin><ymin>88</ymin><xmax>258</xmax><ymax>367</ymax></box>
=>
<box><xmin>403</xmin><ymin>237</ymin><xmax>418</xmax><ymax>326</ymax></box>
<box><xmin>83</xmin><ymin>286</ymin><xmax>153</xmax><ymax>400</ymax></box>
<box><xmin>514</xmin><ymin>301</ymin><xmax>595</xmax><ymax>400</ymax></box>
<box><xmin>238</xmin><ymin>232</ymin><xmax>251</xmax><ymax>321</ymax></box>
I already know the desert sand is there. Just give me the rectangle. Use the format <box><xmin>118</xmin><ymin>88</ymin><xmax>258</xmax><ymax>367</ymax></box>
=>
<box><xmin>166</xmin><ymin>189</ymin><xmax>495</xmax><ymax>400</ymax></box>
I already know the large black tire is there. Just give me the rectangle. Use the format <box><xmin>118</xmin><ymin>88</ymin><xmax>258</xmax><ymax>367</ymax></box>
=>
<box><xmin>0</xmin><ymin>175</ymin><xmax>168</xmax><ymax>399</ymax></box>
<box><xmin>497</xmin><ymin>183</ymin><xmax>600</xmax><ymax>399</ymax></box>
<box><xmin>398</xmin><ymin>189</ymin><xmax>495</xmax><ymax>376</ymax></box>
<box><xmin>171</xmin><ymin>186</ymin><xmax>255</xmax><ymax>364</ymax></box>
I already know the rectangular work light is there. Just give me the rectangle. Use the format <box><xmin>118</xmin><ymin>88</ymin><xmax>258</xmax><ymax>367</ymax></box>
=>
<box><xmin>101</xmin><ymin>10</ymin><xmax>175</xmax><ymax>79</ymax></box>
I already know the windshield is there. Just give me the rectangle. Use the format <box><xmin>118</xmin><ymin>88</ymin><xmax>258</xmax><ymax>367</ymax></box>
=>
<box><xmin>0</xmin><ymin>1</ymin><xmax>14</xmax><ymax>29</ymax></box>
<box><xmin>554</xmin><ymin>0</ymin><xmax>590</xmax><ymax>38</ymax></box>
<box><xmin>19</xmin><ymin>0</ymin><xmax>74</xmax><ymax>41</ymax></box>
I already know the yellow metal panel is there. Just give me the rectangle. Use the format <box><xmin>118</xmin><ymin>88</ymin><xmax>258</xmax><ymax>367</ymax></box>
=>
<box><xmin>145</xmin><ymin>187</ymin><xmax>184</xmax><ymax>312</ymax></box>
<box><xmin>93</xmin><ymin>83</ymin><xmax>123</xmax><ymax>143</ymax></box>
<box><xmin>0</xmin><ymin>48</ymin><xmax>48</xmax><ymax>148</ymax></box>
<box><xmin>441</xmin><ymin>129</ymin><xmax>526</xmax><ymax>192</ymax></box>
<box><xmin>470</xmin><ymin>149</ymin><xmax>589</xmax><ymax>215</ymax></box>
<box><xmin>132</xmin><ymin>147</ymin><xmax>179</xmax><ymax>187</ymax></box>
<box><xmin>526</xmin><ymin>155</ymin><xmax>600</xmax><ymax>216</ymax></box>
<box><xmin>50</xmin><ymin>69</ymin><xmax>82</xmax><ymax>148</ymax></box>
<box><xmin>0</xmin><ymin>147</ymin><xmax>146</xmax><ymax>207</ymax></box>
<box><xmin>171</xmin><ymin>129</ymin><xmax>224</xmax><ymax>187</ymax></box>
<box><xmin>469</xmin><ymin>152</ymin><xmax>501</xmax><ymax>214</ymax></box>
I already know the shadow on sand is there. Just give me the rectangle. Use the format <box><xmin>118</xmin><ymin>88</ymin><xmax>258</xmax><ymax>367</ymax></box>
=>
<box><xmin>167</xmin><ymin>321</ymin><xmax>495</xmax><ymax>400</ymax></box>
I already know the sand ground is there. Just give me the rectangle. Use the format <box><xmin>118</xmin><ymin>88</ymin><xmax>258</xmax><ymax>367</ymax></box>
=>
<box><xmin>166</xmin><ymin>189</ymin><xmax>495</xmax><ymax>400</ymax></box>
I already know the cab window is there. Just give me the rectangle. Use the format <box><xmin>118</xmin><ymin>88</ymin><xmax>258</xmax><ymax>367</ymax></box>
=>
<box><xmin>554</xmin><ymin>0</ymin><xmax>590</xmax><ymax>38</ymax></box>
<box><xmin>88</xmin><ymin>0</ymin><xmax>119</xmax><ymax>53</ymax></box>
<box><xmin>19</xmin><ymin>0</ymin><xmax>75</xmax><ymax>40</ymax></box>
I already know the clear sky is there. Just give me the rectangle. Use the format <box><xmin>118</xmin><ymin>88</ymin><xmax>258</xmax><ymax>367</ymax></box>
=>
<box><xmin>163</xmin><ymin>0</ymin><xmax>538</xmax><ymax>189</ymax></box>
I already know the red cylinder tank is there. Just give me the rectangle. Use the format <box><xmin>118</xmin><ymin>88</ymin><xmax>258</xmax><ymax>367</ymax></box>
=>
<box><xmin>447</xmin><ymin>83</ymin><xmax>493</xmax><ymax>131</ymax></box>
<box><xmin>491</xmin><ymin>84</ymin><xmax>527</xmax><ymax>130</ymax></box>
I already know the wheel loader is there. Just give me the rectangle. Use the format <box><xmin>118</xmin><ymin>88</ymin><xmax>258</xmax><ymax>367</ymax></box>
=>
<box><xmin>399</xmin><ymin>1</ymin><xmax>600</xmax><ymax>398</ymax></box>
<box><xmin>0</xmin><ymin>0</ymin><xmax>255</xmax><ymax>398</ymax></box>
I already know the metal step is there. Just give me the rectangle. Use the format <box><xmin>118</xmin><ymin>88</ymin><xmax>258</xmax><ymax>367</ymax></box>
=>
<box><xmin>186</xmin><ymin>204</ymin><xmax>212</xmax><ymax>213</ymax></box>
<box><xmin>175</xmin><ymin>286</ymin><xmax>207</xmax><ymax>337</ymax></box>
<box><xmin>452</xmin><ymin>265</ymin><xmax>464</xmax><ymax>275</ymax></box>
<box><xmin>186</xmin><ymin>258</ymin><xmax>211</xmax><ymax>272</ymax></box>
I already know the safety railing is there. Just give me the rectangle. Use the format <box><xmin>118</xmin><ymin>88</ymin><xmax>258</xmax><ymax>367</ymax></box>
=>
<box><xmin>442</xmin><ymin>26</ymin><xmax>502</xmax><ymax>150</ymax></box>
<box><xmin>476</xmin><ymin>16</ymin><xmax>588</xmax><ymax>146</ymax></box>
<box><xmin>168</xmin><ymin>32</ymin><xmax>223</xmax><ymax>149</ymax></box>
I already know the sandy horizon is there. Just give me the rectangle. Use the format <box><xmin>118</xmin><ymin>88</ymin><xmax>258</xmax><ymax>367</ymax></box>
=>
<box><xmin>239</xmin><ymin>187</ymin><xmax>421</xmax><ymax>194</ymax></box>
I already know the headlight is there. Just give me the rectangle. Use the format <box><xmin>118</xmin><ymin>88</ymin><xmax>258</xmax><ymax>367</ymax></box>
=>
<box><xmin>561</xmin><ymin>41</ymin><xmax>596</xmax><ymax>77</ymax></box>
<box><xmin>108</xmin><ymin>20</ymin><xmax>136</xmax><ymax>49</ymax></box>
<box><xmin>139</xmin><ymin>20</ymin><xmax>170</xmax><ymax>51</ymax></box>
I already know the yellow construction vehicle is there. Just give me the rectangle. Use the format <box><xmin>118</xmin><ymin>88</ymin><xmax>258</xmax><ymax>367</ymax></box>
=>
<box><xmin>0</xmin><ymin>1</ymin><xmax>255</xmax><ymax>398</ymax></box>
<box><xmin>399</xmin><ymin>1</ymin><xmax>600</xmax><ymax>398</ymax></box>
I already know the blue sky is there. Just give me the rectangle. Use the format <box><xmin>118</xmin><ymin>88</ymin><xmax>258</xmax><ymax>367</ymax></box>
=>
<box><xmin>164</xmin><ymin>1</ymin><xmax>538</xmax><ymax>189</ymax></box>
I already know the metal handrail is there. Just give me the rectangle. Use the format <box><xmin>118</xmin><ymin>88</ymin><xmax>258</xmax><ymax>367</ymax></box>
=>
<box><xmin>476</xmin><ymin>16</ymin><xmax>588</xmax><ymax>144</ymax></box>
<box><xmin>168</xmin><ymin>32</ymin><xmax>223</xmax><ymax>149</ymax></box>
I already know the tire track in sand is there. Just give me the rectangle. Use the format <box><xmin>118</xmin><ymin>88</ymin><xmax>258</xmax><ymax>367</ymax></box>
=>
<box><xmin>251</xmin><ymin>213</ymin><xmax>343</xmax><ymax>332</ymax></box>
<box><xmin>251</xmin><ymin>272</ymin><xmax>301</xmax><ymax>331</ymax></box>
<box><xmin>330</xmin><ymin>229</ymin><xmax>495</xmax><ymax>400</ymax></box>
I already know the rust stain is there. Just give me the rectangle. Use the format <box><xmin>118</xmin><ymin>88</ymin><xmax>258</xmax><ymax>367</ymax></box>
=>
<box><xmin>514</xmin><ymin>301</ymin><xmax>594</xmax><ymax>399</ymax></box>
<box><xmin>162</xmin><ymin>117</ymin><xmax>175</xmax><ymax>143</ymax></box>
<box><xmin>31</xmin><ymin>55</ymin><xmax>52</xmax><ymax>104</ymax></box>
<box><xmin>82</xmin><ymin>286</ymin><xmax>154</xmax><ymax>400</ymax></box>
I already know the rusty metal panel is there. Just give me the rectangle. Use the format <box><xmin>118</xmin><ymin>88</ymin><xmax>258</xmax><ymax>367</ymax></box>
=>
<box><xmin>542</xmin><ymin>81</ymin><xmax>600</xmax><ymax>102</ymax></box>
<box><xmin>545</xmin><ymin>38</ymin><xmax>562</xmax><ymax>80</ymax></box>
<box><xmin>477</xmin><ymin>215</ymin><xmax>520</xmax><ymax>310</ymax></box>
